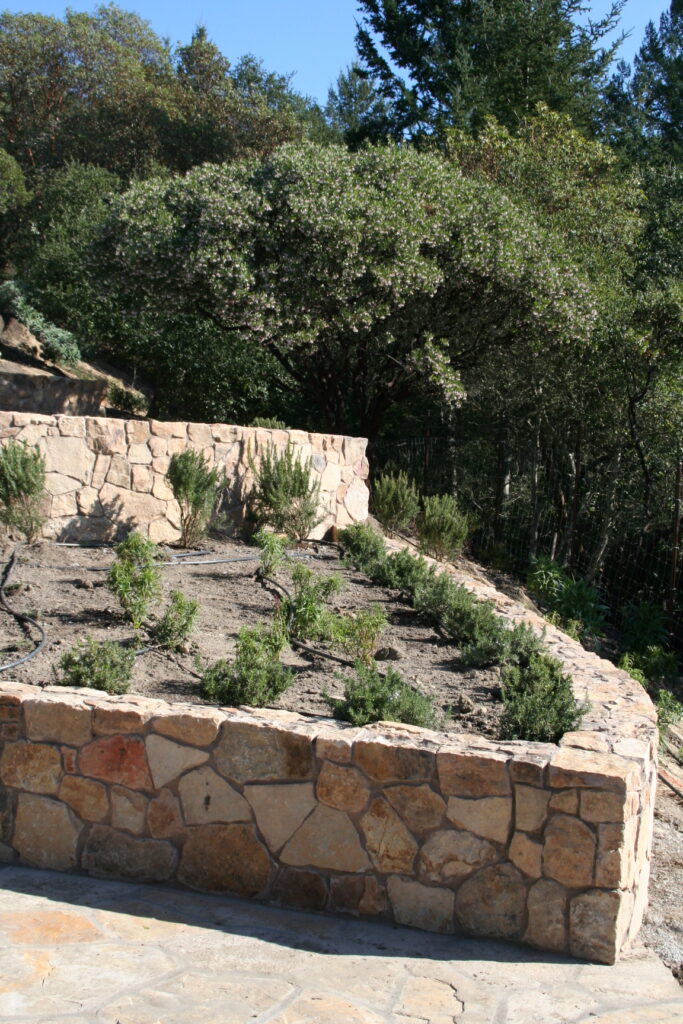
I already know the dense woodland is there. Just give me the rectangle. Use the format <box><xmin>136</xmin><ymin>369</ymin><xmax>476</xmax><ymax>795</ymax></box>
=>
<box><xmin>0</xmin><ymin>1</ymin><xmax>682</xmax><ymax>648</ymax></box>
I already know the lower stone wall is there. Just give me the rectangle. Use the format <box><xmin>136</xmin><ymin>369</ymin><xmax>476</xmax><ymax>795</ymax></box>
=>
<box><xmin>0</xmin><ymin>681</ymin><xmax>656</xmax><ymax>964</ymax></box>
<box><xmin>0</xmin><ymin>413</ymin><xmax>369</xmax><ymax>542</ymax></box>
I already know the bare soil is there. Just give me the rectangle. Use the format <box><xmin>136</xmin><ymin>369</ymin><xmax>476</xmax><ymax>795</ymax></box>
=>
<box><xmin>0</xmin><ymin>538</ymin><xmax>503</xmax><ymax>737</ymax></box>
<box><xmin>642</xmin><ymin>752</ymin><xmax>683</xmax><ymax>985</ymax></box>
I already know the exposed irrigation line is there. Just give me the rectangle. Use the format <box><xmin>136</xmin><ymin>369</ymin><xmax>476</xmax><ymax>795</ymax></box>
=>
<box><xmin>0</xmin><ymin>547</ymin><xmax>48</xmax><ymax>673</ymax></box>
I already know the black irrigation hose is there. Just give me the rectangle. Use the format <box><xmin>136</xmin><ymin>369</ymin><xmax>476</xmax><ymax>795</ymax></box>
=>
<box><xmin>0</xmin><ymin>547</ymin><xmax>48</xmax><ymax>674</ymax></box>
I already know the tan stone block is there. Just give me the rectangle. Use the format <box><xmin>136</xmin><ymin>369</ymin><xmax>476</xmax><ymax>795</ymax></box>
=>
<box><xmin>179</xmin><ymin>766</ymin><xmax>251</xmax><ymax>825</ymax></box>
<box><xmin>317</xmin><ymin>762</ymin><xmax>370</xmax><ymax>813</ymax></box>
<box><xmin>315</xmin><ymin>734</ymin><xmax>354</xmax><ymax>763</ymax></box>
<box><xmin>167</xmin><ymin>438</ymin><xmax>187</xmax><ymax>455</ymax></box>
<box><xmin>83</xmin><ymin>825</ymin><xmax>177</xmax><ymax>882</ymax></box>
<box><xmin>79</xmin><ymin>735</ymin><xmax>152</xmax><ymax>790</ymax></box>
<box><xmin>569</xmin><ymin>889</ymin><xmax>634</xmax><ymax>964</ymax></box>
<box><xmin>344</xmin><ymin>479</ymin><xmax>369</xmax><ymax>521</ymax></box>
<box><xmin>51</xmin><ymin>491</ymin><xmax>78</xmax><ymax>517</ymax></box>
<box><xmin>354</xmin><ymin>738</ymin><xmax>434</xmax><ymax>783</ymax></box>
<box><xmin>152</xmin><ymin>456</ymin><xmax>170</xmax><ymax>473</ymax></box>
<box><xmin>543</xmin><ymin>813</ymin><xmax>596</xmax><ymax>888</ymax></box>
<box><xmin>331</xmin><ymin>875</ymin><xmax>388</xmax><ymax>917</ymax></box>
<box><xmin>14</xmin><ymin>793</ymin><xmax>80</xmax><ymax>870</ymax></box>
<box><xmin>128</xmin><ymin>442</ymin><xmax>152</xmax><ymax>465</ymax></box>
<box><xmin>106</xmin><ymin>454</ymin><xmax>131</xmax><ymax>488</ymax></box>
<box><xmin>148</xmin><ymin>788</ymin><xmax>183</xmax><ymax>839</ymax></box>
<box><xmin>0</xmin><ymin>741</ymin><xmax>61</xmax><ymax>794</ymax></box>
<box><xmin>178</xmin><ymin>823</ymin><xmax>270</xmax><ymax>895</ymax></box>
<box><xmin>395</xmin><ymin>975</ymin><xmax>464</xmax><ymax>1024</ymax></box>
<box><xmin>524</xmin><ymin>878</ymin><xmax>568</xmax><ymax>953</ymax></box>
<box><xmin>446</xmin><ymin>795</ymin><xmax>512</xmax><ymax>844</ymax></box>
<box><xmin>560</xmin><ymin>731</ymin><xmax>611</xmax><ymax>752</ymax></box>
<box><xmin>24</xmin><ymin>698</ymin><xmax>92</xmax><ymax>747</ymax></box>
<box><xmin>509</xmin><ymin>831</ymin><xmax>542</xmax><ymax>878</ymax></box>
<box><xmin>152</xmin><ymin>709</ymin><xmax>223</xmax><ymax>748</ymax></box>
<box><xmin>86</xmin><ymin>419</ymin><xmax>127</xmax><ymax>455</ymax></box>
<box><xmin>126</xmin><ymin>420</ymin><xmax>150</xmax><ymax>444</ymax></box>
<box><xmin>515</xmin><ymin>785</ymin><xmax>550</xmax><ymax>832</ymax></box>
<box><xmin>100</xmin><ymin>485</ymin><xmax>166</xmax><ymax>526</ymax></box>
<box><xmin>272</xmin><ymin>866</ymin><xmax>328</xmax><ymax>912</ymax></box>
<box><xmin>245</xmin><ymin>783</ymin><xmax>316</xmax><ymax>852</ymax></box>
<box><xmin>151</xmin><ymin>474</ymin><xmax>174</xmax><ymax>501</ymax></box>
<box><xmin>77</xmin><ymin>486</ymin><xmax>103</xmax><ymax>516</ymax></box>
<box><xmin>145</xmin><ymin>735</ymin><xmax>208</xmax><ymax>789</ymax></box>
<box><xmin>361</xmin><ymin>798</ymin><xmax>418</xmax><ymax>873</ymax></box>
<box><xmin>455</xmin><ymin>863</ymin><xmax>526</xmax><ymax>940</ymax></box>
<box><xmin>187</xmin><ymin>422</ymin><xmax>214</xmax><ymax>446</ymax></box>
<box><xmin>131</xmin><ymin>464</ymin><xmax>152</xmax><ymax>493</ymax></box>
<box><xmin>580</xmin><ymin>790</ymin><xmax>631</xmax><ymax>823</ymax></box>
<box><xmin>59</xmin><ymin>775</ymin><xmax>108</xmax><ymax>822</ymax></box>
<box><xmin>149</xmin><ymin>435</ymin><xmax>167</xmax><ymax>457</ymax></box>
<box><xmin>43</xmin><ymin>435</ymin><xmax>94</xmax><ymax>483</ymax></box>
<box><xmin>92</xmin><ymin>705</ymin><xmax>148</xmax><ymax>735</ymax></box>
<box><xmin>281</xmin><ymin>804</ymin><xmax>370</xmax><ymax>872</ymax></box>
<box><xmin>213</xmin><ymin>721</ymin><xmax>313</xmax><ymax>783</ymax></box>
<box><xmin>320</xmin><ymin>462</ymin><xmax>342</xmax><ymax>491</ymax></box>
<box><xmin>437</xmin><ymin>749</ymin><xmax>511</xmax><ymax>797</ymax></box>
<box><xmin>548</xmin><ymin>748</ymin><xmax>636</xmax><ymax>793</ymax></box>
<box><xmin>61</xmin><ymin>746</ymin><xmax>77</xmax><ymax>773</ymax></box>
<box><xmin>111</xmin><ymin>786</ymin><xmax>147</xmax><ymax>834</ymax></box>
<box><xmin>596</xmin><ymin>819</ymin><xmax>637</xmax><ymax>889</ymax></box>
<box><xmin>148</xmin><ymin>518</ymin><xmax>178</xmax><ymax>544</ymax></box>
<box><xmin>151</xmin><ymin>420</ymin><xmax>187</xmax><ymax>438</ymax></box>
<box><xmin>44</xmin><ymin>472</ymin><xmax>77</xmax><ymax>496</ymax></box>
<box><xmin>91</xmin><ymin>454</ymin><xmax>111</xmax><ymax>489</ymax></box>
<box><xmin>418</xmin><ymin>829</ymin><xmax>498</xmax><ymax>885</ymax></box>
<box><xmin>388</xmin><ymin>877</ymin><xmax>454</xmax><ymax>934</ymax></box>
<box><xmin>385</xmin><ymin>784</ymin><xmax>446</xmax><ymax>833</ymax></box>
<box><xmin>549</xmin><ymin>789</ymin><xmax>579</xmax><ymax>814</ymax></box>
<box><xmin>57</xmin><ymin>416</ymin><xmax>86</xmax><ymax>437</ymax></box>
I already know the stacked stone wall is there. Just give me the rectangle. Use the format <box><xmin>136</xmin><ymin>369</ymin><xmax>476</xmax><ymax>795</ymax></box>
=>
<box><xmin>0</xmin><ymin>412</ymin><xmax>369</xmax><ymax>541</ymax></box>
<box><xmin>0</xmin><ymin>374</ymin><xmax>108</xmax><ymax>416</ymax></box>
<box><xmin>0</xmin><ymin>673</ymin><xmax>657</xmax><ymax>964</ymax></box>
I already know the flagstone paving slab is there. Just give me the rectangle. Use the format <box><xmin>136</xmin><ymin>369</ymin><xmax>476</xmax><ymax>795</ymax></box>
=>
<box><xmin>0</xmin><ymin>864</ymin><xmax>681</xmax><ymax>1024</ymax></box>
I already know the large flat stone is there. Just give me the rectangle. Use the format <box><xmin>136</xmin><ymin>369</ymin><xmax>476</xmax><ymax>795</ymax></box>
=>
<box><xmin>281</xmin><ymin>805</ymin><xmax>370</xmax><ymax>872</ymax></box>
<box><xmin>14</xmin><ymin>794</ymin><xmax>80</xmax><ymax>869</ymax></box>
<box><xmin>418</xmin><ymin>829</ymin><xmax>498</xmax><ymax>885</ymax></box>
<box><xmin>213</xmin><ymin>722</ymin><xmax>313</xmax><ymax>784</ymax></box>
<box><xmin>353</xmin><ymin>739</ymin><xmax>434</xmax><ymax>783</ymax></box>
<box><xmin>178</xmin><ymin>766</ymin><xmax>251</xmax><ymax>825</ymax></box>
<box><xmin>437</xmin><ymin>750</ymin><xmax>511</xmax><ymax>797</ymax></box>
<box><xmin>388</xmin><ymin>877</ymin><xmax>455</xmax><ymax>933</ymax></box>
<box><xmin>43</xmin><ymin>435</ymin><xmax>94</xmax><ymax>483</ymax></box>
<box><xmin>384</xmin><ymin>784</ymin><xmax>446</xmax><ymax>833</ymax></box>
<box><xmin>0</xmin><ymin>742</ymin><xmax>61</xmax><ymax>794</ymax></box>
<box><xmin>446</xmin><ymin>795</ymin><xmax>512</xmax><ymax>844</ymax></box>
<box><xmin>151</xmin><ymin>710</ymin><xmax>223</xmax><ymax>748</ymax></box>
<box><xmin>244</xmin><ymin>783</ymin><xmax>316</xmax><ymax>852</ymax></box>
<box><xmin>543</xmin><ymin>813</ymin><xmax>596</xmax><ymax>888</ymax></box>
<box><xmin>316</xmin><ymin>762</ymin><xmax>370</xmax><ymax>813</ymax></box>
<box><xmin>360</xmin><ymin>798</ymin><xmax>418</xmax><ymax>873</ymax></box>
<box><xmin>145</xmin><ymin>735</ymin><xmax>208</xmax><ymax>789</ymax></box>
<box><xmin>570</xmin><ymin>889</ymin><xmax>634</xmax><ymax>964</ymax></box>
<box><xmin>24</xmin><ymin>698</ymin><xmax>92</xmax><ymax>747</ymax></box>
<box><xmin>514</xmin><ymin>784</ymin><xmax>550</xmax><ymax>832</ymax></box>
<box><xmin>83</xmin><ymin>826</ymin><xmax>177</xmax><ymax>883</ymax></box>
<box><xmin>524</xmin><ymin>878</ymin><xmax>568</xmax><ymax>953</ymax></box>
<box><xmin>58</xmin><ymin>776</ymin><xmax>108</xmax><ymax>823</ymax></box>
<box><xmin>178</xmin><ymin>824</ymin><xmax>271</xmax><ymax>895</ymax></box>
<box><xmin>455</xmin><ymin>863</ymin><xmax>527</xmax><ymax>940</ymax></box>
<box><xmin>110</xmin><ymin>786</ymin><xmax>147</xmax><ymax>834</ymax></box>
<box><xmin>79</xmin><ymin>736</ymin><xmax>152</xmax><ymax>790</ymax></box>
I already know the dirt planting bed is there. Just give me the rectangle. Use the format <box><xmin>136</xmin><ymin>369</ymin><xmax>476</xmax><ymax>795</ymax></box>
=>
<box><xmin>0</xmin><ymin>538</ymin><xmax>504</xmax><ymax>736</ymax></box>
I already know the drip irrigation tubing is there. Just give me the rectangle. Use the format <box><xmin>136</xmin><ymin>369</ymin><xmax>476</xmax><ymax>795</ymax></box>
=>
<box><xmin>0</xmin><ymin>547</ymin><xmax>47</xmax><ymax>674</ymax></box>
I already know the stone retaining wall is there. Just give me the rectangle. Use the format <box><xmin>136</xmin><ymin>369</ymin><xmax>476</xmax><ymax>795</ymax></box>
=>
<box><xmin>0</xmin><ymin>412</ymin><xmax>369</xmax><ymax>542</ymax></box>
<box><xmin>0</xmin><ymin>373</ymin><xmax>108</xmax><ymax>416</ymax></box>
<box><xmin>0</xmin><ymin>664</ymin><xmax>657</xmax><ymax>963</ymax></box>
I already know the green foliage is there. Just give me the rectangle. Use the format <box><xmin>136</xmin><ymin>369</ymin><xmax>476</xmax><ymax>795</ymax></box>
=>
<box><xmin>0</xmin><ymin>439</ymin><xmax>46</xmax><ymax>542</ymax></box>
<box><xmin>107</xmin><ymin>382</ymin><xmax>148</xmax><ymax>416</ymax></box>
<box><xmin>417</xmin><ymin>493</ymin><xmax>468</xmax><ymax>561</ymax></box>
<box><xmin>528</xmin><ymin>556</ymin><xmax>606</xmax><ymax>641</ymax></box>
<box><xmin>372</xmin><ymin>471</ymin><xmax>421</xmax><ymax>535</ymax></box>
<box><xmin>0</xmin><ymin>148</ymin><xmax>29</xmax><ymax>216</ymax></box>
<box><xmin>377</xmin><ymin>548</ymin><xmax>432</xmax><ymax>596</ymax></box>
<box><xmin>527</xmin><ymin>556</ymin><xmax>569</xmax><ymax>603</ymax></box>
<box><xmin>333</xmin><ymin>606</ymin><xmax>388</xmax><ymax>665</ymax></box>
<box><xmin>280</xmin><ymin>563</ymin><xmax>343</xmax><ymax>642</ymax></box>
<box><xmin>152</xmin><ymin>591</ymin><xmax>198</xmax><ymax>651</ymax></box>
<box><xmin>254</xmin><ymin>529</ymin><xmax>290</xmax><ymax>576</ymax></box>
<box><xmin>249</xmin><ymin>442</ymin><xmax>322</xmax><ymax>542</ymax></box>
<box><xmin>621</xmin><ymin>600</ymin><xmax>668</xmax><ymax>654</ymax></box>
<box><xmin>326</xmin><ymin>662</ymin><xmax>439</xmax><ymax>728</ymax></box>
<box><xmin>167</xmin><ymin>450</ymin><xmax>224</xmax><ymax>548</ymax></box>
<box><xmin>107</xmin><ymin>532</ymin><xmax>162</xmax><ymax>630</ymax></box>
<box><xmin>655</xmin><ymin>688</ymin><xmax>683</xmax><ymax>732</ymax></box>
<box><xmin>619</xmin><ymin>645</ymin><xmax>679</xmax><ymax>689</ymax></box>
<box><xmin>58</xmin><ymin>637</ymin><xmax>134</xmax><ymax>695</ymax></box>
<box><xmin>500</xmin><ymin>652</ymin><xmax>586</xmax><ymax>743</ymax></box>
<box><xmin>339</xmin><ymin>523</ymin><xmax>388</xmax><ymax>576</ymax></box>
<box><xmin>251</xmin><ymin>417</ymin><xmax>287</xmax><ymax>429</ymax></box>
<box><xmin>0</xmin><ymin>280</ymin><xmax>80</xmax><ymax>365</ymax></box>
<box><xmin>200</xmin><ymin>625</ymin><xmax>292</xmax><ymax>706</ymax></box>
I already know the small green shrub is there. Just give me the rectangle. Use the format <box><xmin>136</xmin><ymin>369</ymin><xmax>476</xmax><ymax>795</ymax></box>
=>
<box><xmin>333</xmin><ymin>606</ymin><xmax>388</xmax><ymax>665</ymax></box>
<box><xmin>107</xmin><ymin>532</ymin><xmax>162</xmax><ymax>629</ymax></box>
<box><xmin>554</xmin><ymin>578</ymin><xmax>607</xmax><ymax>638</ymax></box>
<box><xmin>377</xmin><ymin>548</ymin><xmax>432</xmax><ymax>596</ymax></box>
<box><xmin>0</xmin><ymin>439</ymin><xmax>46</xmax><ymax>541</ymax></box>
<box><xmin>280</xmin><ymin>563</ymin><xmax>343</xmax><ymax>642</ymax></box>
<box><xmin>167</xmin><ymin>450</ymin><xmax>224</xmax><ymax>548</ymax></box>
<box><xmin>254</xmin><ymin>528</ymin><xmax>290</xmax><ymax>576</ymax></box>
<box><xmin>152</xmin><ymin>591</ymin><xmax>198</xmax><ymax>650</ymax></box>
<box><xmin>58</xmin><ymin>638</ymin><xmax>134</xmax><ymax>694</ymax></box>
<box><xmin>417</xmin><ymin>493</ymin><xmax>468</xmax><ymax>561</ymax></box>
<box><xmin>500</xmin><ymin>652</ymin><xmax>585</xmax><ymax>743</ymax></box>
<box><xmin>619</xmin><ymin>645</ymin><xmax>678</xmax><ymax>688</ymax></box>
<box><xmin>251</xmin><ymin>417</ymin><xmax>287</xmax><ymax>429</ymax></box>
<box><xmin>527</xmin><ymin>556</ymin><xmax>569</xmax><ymax>603</ymax></box>
<box><xmin>200</xmin><ymin>625</ymin><xmax>292</xmax><ymax>706</ymax></box>
<box><xmin>654</xmin><ymin>689</ymin><xmax>683</xmax><ymax>733</ymax></box>
<box><xmin>372</xmin><ymin>472</ymin><xmax>420</xmax><ymax>535</ymax></box>
<box><xmin>326</xmin><ymin>662</ymin><xmax>439</xmax><ymax>728</ymax></box>
<box><xmin>107</xmin><ymin>382</ymin><xmax>149</xmax><ymax>416</ymax></box>
<box><xmin>459</xmin><ymin>607</ymin><xmax>512</xmax><ymax>668</ymax></box>
<box><xmin>249</xmin><ymin>442</ymin><xmax>322</xmax><ymax>542</ymax></box>
<box><xmin>339</xmin><ymin>522</ymin><xmax>387</xmax><ymax>576</ymax></box>
<box><xmin>621</xmin><ymin>601</ymin><xmax>668</xmax><ymax>654</ymax></box>
<box><xmin>0</xmin><ymin>280</ymin><xmax>80</xmax><ymax>365</ymax></box>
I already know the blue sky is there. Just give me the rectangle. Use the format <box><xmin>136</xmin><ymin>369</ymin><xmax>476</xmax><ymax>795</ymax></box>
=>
<box><xmin>1</xmin><ymin>0</ymin><xmax>672</xmax><ymax>101</ymax></box>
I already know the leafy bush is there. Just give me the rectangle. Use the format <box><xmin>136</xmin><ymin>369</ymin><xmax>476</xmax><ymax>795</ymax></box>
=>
<box><xmin>372</xmin><ymin>471</ymin><xmax>420</xmax><ymax>535</ymax></box>
<box><xmin>619</xmin><ymin>645</ymin><xmax>678</xmax><ymax>688</ymax></box>
<box><xmin>377</xmin><ymin>548</ymin><xmax>432</xmax><ymax>596</ymax></box>
<box><xmin>554</xmin><ymin>578</ymin><xmax>607</xmax><ymax>638</ymax></box>
<box><xmin>417</xmin><ymin>493</ymin><xmax>468</xmax><ymax>561</ymax></box>
<box><xmin>167</xmin><ymin>450</ymin><xmax>224</xmax><ymax>548</ymax></box>
<box><xmin>152</xmin><ymin>591</ymin><xmax>198</xmax><ymax>650</ymax></box>
<box><xmin>249</xmin><ymin>442</ymin><xmax>322</xmax><ymax>542</ymax></box>
<box><xmin>333</xmin><ymin>606</ymin><xmax>388</xmax><ymax>665</ymax></box>
<box><xmin>326</xmin><ymin>662</ymin><xmax>439</xmax><ymax>728</ymax></box>
<box><xmin>200</xmin><ymin>625</ymin><xmax>292</xmax><ymax>706</ymax></box>
<box><xmin>339</xmin><ymin>522</ymin><xmax>387</xmax><ymax>576</ymax></box>
<box><xmin>107</xmin><ymin>532</ymin><xmax>162</xmax><ymax>629</ymax></box>
<box><xmin>0</xmin><ymin>439</ymin><xmax>46</xmax><ymax>541</ymax></box>
<box><xmin>107</xmin><ymin>382</ymin><xmax>149</xmax><ymax>416</ymax></box>
<box><xmin>251</xmin><ymin>417</ymin><xmax>287</xmax><ymax>429</ymax></box>
<box><xmin>500</xmin><ymin>652</ymin><xmax>586</xmax><ymax>743</ymax></box>
<box><xmin>621</xmin><ymin>601</ymin><xmax>668</xmax><ymax>654</ymax></box>
<box><xmin>655</xmin><ymin>689</ymin><xmax>683</xmax><ymax>733</ymax></box>
<box><xmin>527</xmin><ymin>556</ymin><xmax>569</xmax><ymax>603</ymax></box>
<box><xmin>58</xmin><ymin>638</ymin><xmax>134</xmax><ymax>694</ymax></box>
<box><xmin>254</xmin><ymin>528</ymin><xmax>290</xmax><ymax>576</ymax></box>
<box><xmin>280</xmin><ymin>563</ymin><xmax>343</xmax><ymax>642</ymax></box>
<box><xmin>0</xmin><ymin>280</ymin><xmax>80</xmax><ymax>365</ymax></box>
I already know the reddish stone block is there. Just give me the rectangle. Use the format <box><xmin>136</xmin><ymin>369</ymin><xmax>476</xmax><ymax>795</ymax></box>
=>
<box><xmin>79</xmin><ymin>735</ymin><xmax>152</xmax><ymax>790</ymax></box>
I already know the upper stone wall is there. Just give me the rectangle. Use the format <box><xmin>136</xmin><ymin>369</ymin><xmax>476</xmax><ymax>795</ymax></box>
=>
<box><xmin>0</xmin><ymin>412</ymin><xmax>369</xmax><ymax>542</ymax></box>
<box><xmin>0</xmin><ymin>373</ymin><xmax>108</xmax><ymax>417</ymax></box>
